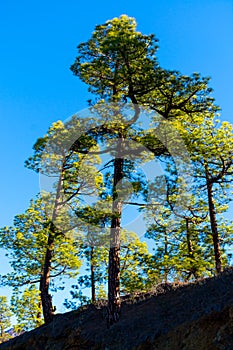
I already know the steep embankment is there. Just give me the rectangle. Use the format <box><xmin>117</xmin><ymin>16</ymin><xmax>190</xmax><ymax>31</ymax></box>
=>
<box><xmin>1</xmin><ymin>269</ymin><xmax>233</xmax><ymax>350</ymax></box>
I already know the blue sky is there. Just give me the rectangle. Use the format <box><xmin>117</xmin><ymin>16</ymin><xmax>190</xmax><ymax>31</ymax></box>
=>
<box><xmin>0</xmin><ymin>0</ymin><xmax>232</xmax><ymax>308</ymax></box>
<box><xmin>0</xmin><ymin>0</ymin><xmax>232</xmax><ymax>228</ymax></box>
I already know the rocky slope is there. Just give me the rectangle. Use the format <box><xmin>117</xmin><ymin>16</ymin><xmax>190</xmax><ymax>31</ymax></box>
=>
<box><xmin>1</xmin><ymin>269</ymin><xmax>233</xmax><ymax>350</ymax></box>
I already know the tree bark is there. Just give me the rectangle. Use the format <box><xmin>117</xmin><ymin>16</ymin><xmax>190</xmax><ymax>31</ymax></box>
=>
<box><xmin>40</xmin><ymin>169</ymin><xmax>63</xmax><ymax>324</ymax></box>
<box><xmin>40</xmin><ymin>231</ymin><xmax>55</xmax><ymax>324</ymax></box>
<box><xmin>36</xmin><ymin>299</ymin><xmax>42</xmax><ymax>326</ymax></box>
<box><xmin>185</xmin><ymin>218</ymin><xmax>198</xmax><ymax>280</ymax></box>
<box><xmin>108</xmin><ymin>136</ymin><xmax>124</xmax><ymax>326</ymax></box>
<box><xmin>164</xmin><ymin>230</ymin><xmax>168</xmax><ymax>283</ymax></box>
<box><xmin>205</xmin><ymin>169</ymin><xmax>222</xmax><ymax>274</ymax></box>
<box><xmin>90</xmin><ymin>246</ymin><xmax>96</xmax><ymax>303</ymax></box>
<box><xmin>186</xmin><ymin>218</ymin><xmax>193</xmax><ymax>258</ymax></box>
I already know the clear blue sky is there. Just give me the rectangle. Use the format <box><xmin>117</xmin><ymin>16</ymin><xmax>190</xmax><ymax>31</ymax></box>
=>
<box><xmin>0</xmin><ymin>0</ymin><xmax>232</xmax><ymax>228</ymax></box>
<box><xmin>0</xmin><ymin>0</ymin><xmax>232</xmax><ymax>307</ymax></box>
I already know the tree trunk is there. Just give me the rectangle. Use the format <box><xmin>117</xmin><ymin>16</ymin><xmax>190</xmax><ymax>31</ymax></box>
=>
<box><xmin>206</xmin><ymin>170</ymin><xmax>222</xmax><ymax>274</ymax></box>
<box><xmin>164</xmin><ymin>230</ymin><xmax>168</xmax><ymax>283</ymax></box>
<box><xmin>186</xmin><ymin>218</ymin><xmax>193</xmax><ymax>257</ymax></box>
<box><xmin>40</xmin><ymin>170</ymin><xmax>63</xmax><ymax>324</ymax></box>
<box><xmin>90</xmin><ymin>246</ymin><xmax>96</xmax><ymax>303</ymax></box>
<box><xmin>108</xmin><ymin>137</ymin><xmax>124</xmax><ymax>326</ymax></box>
<box><xmin>185</xmin><ymin>218</ymin><xmax>198</xmax><ymax>280</ymax></box>
<box><xmin>40</xmin><ymin>233</ymin><xmax>55</xmax><ymax>324</ymax></box>
<box><xmin>36</xmin><ymin>299</ymin><xmax>42</xmax><ymax>325</ymax></box>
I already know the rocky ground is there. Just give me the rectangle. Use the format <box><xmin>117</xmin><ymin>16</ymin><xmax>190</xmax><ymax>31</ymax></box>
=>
<box><xmin>1</xmin><ymin>269</ymin><xmax>233</xmax><ymax>349</ymax></box>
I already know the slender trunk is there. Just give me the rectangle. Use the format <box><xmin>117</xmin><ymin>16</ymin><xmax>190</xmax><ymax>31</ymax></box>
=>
<box><xmin>186</xmin><ymin>218</ymin><xmax>193</xmax><ymax>257</ymax></box>
<box><xmin>90</xmin><ymin>246</ymin><xmax>96</xmax><ymax>303</ymax></box>
<box><xmin>107</xmin><ymin>74</ymin><xmax>138</xmax><ymax>324</ymax></box>
<box><xmin>36</xmin><ymin>299</ymin><xmax>42</xmax><ymax>326</ymax></box>
<box><xmin>205</xmin><ymin>169</ymin><xmax>222</xmax><ymax>274</ymax></box>
<box><xmin>108</xmin><ymin>137</ymin><xmax>124</xmax><ymax>326</ymax></box>
<box><xmin>164</xmin><ymin>230</ymin><xmax>168</xmax><ymax>283</ymax></box>
<box><xmin>40</xmin><ymin>170</ymin><xmax>63</xmax><ymax>324</ymax></box>
<box><xmin>185</xmin><ymin>218</ymin><xmax>197</xmax><ymax>280</ymax></box>
<box><xmin>40</xmin><ymin>233</ymin><xmax>55</xmax><ymax>324</ymax></box>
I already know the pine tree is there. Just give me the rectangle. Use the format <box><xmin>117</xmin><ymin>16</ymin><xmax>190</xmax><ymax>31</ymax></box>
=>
<box><xmin>0</xmin><ymin>296</ymin><xmax>12</xmax><ymax>344</ymax></box>
<box><xmin>11</xmin><ymin>285</ymin><xmax>43</xmax><ymax>332</ymax></box>
<box><xmin>0</xmin><ymin>195</ymin><xmax>82</xmax><ymax>325</ymax></box>
<box><xmin>173</xmin><ymin>114</ymin><xmax>233</xmax><ymax>273</ymax></box>
<box><xmin>70</xmin><ymin>15</ymin><xmax>219</xmax><ymax>324</ymax></box>
<box><xmin>24</xmin><ymin>117</ymin><xmax>103</xmax><ymax>323</ymax></box>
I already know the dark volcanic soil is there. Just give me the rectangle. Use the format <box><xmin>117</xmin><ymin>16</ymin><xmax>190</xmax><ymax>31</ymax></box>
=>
<box><xmin>1</xmin><ymin>269</ymin><xmax>233</xmax><ymax>350</ymax></box>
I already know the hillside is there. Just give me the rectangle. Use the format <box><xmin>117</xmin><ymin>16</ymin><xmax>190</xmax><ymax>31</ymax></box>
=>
<box><xmin>1</xmin><ymin>269</ymin><xmax>233</xmax><ymax>350</ymax></box>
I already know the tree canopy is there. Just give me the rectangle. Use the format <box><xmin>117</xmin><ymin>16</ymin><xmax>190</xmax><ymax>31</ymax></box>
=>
<box><xmin>0</xmin><ymin>15</ymin><xmax>232</xmax><ymax>331</ymax></box>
